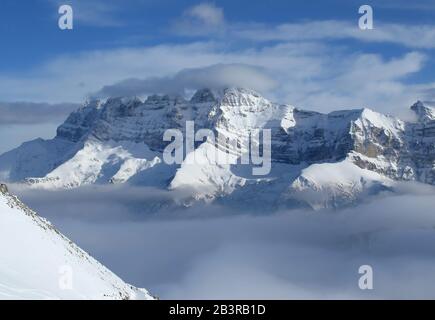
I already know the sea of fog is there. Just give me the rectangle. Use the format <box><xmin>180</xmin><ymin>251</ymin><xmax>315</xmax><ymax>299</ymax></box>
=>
<box><xmin>11</xmin><ymin>183</ymin><xmax>435</xmax><ymax>299</ymax></box>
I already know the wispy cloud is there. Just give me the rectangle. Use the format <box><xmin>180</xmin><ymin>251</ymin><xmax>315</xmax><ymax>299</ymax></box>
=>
<box><xmin>173</xmin><ymin>2</ymin><xmax>226</xmax><ymax>36</ymax></box>
<box><xmin>48</xmin><ymin>0</ymin><xmax>124</xmax><ymax>27</ymax></box>
<box><xmin>0</xmin><ymin>42</ymin><xmax>429</xmax><ymax>115</ymax></box>
<box><xmin>0</xmin><ymin>101</ymin><xmax>80</xmax><ymax>153</ymax></box>
<box><xmin>0</xmin><ymin>101</ymin><xmax>79</xmax><ymax>125</ymax></box>
<box><xmin>2</xmin><ymin>3</ymin><xmax>434</xmax><ymax>117</ymax></box>
<box><xmin>232</xmin><ymin>21</ymin><xmax>435</xmax><ymax>49</ymax></box>
<box><xmin>96</xmin><ymin>63</ymin><xmax>277</xmax><ymax>97</ymax></box>
<box><xmin>186</xmin><ymin>3</ymin><xmax>225</xmax><ymax>27</ymax></box>
<box><xmin>13</xmin><ymin>182</ymin><xmax>435</xmax><ymax>299</ymax></box>
<box><xmin>171</xmin><ymin>3</ymin><xmax>435</xmax><ymax>49</ymax></box>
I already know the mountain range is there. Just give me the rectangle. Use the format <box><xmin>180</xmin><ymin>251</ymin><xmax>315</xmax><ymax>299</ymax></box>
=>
<box><xmin>1</xmin><ymin>88</ymin><xmax>434</xmax><ymax>210</ymax></box>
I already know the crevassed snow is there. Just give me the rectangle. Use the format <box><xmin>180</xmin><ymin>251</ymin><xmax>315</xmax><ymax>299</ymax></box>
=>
<box><xmin>0</xmin><ymin>189</ymin><xmax>153</xmax><ymax>300</ymax></box>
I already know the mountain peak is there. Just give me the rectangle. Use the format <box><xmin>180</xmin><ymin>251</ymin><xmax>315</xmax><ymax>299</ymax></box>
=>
<box><xmin>411</xmin><ymin>100</ymin><xmax>435</xmax><ymax>123</ymax></box>
<box><xmin>190</xmin><ymin>88</ymin><xmax>217</xmax><ymax>103</ymax></box>
<box><xmin>222</xmin><ymin>87</ymin><xmax>263</xmax><ymax>97</ymax></box>
<box><xmin>83</xmin><ymin>98</ymin><xmax>103</xmax><ymax>109</ymax></box>
<box><xmin>3</xmin><ymin>91</ymin><xmax>435</xmax><ymax>210</ymax></box>
<box><xmin>219</xmin><ymin>87</ymin><xmax>270</xmax><ymax>107</ymax></box>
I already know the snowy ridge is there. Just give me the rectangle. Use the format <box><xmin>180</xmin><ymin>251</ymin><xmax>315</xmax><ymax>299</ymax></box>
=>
<box><xmin>0</xmin><ymin>185</ymin><xmax>154</xmax><ymax>299</ymax></box>
<box><xmin>284</xmin><ymin>158</ymin><xmax>394</xmax><ymax>210</ymax></box>
<box><xmin>1</xmin><ymin>88</ymin><xmax>435</xmax><ymax>209</ymax></box>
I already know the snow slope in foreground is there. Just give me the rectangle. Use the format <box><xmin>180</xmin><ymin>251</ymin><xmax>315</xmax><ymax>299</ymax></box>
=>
<box><xmin>0</xmin><ymin>186</ymin><xmax>153</xmax><ymax>300</ymax></box>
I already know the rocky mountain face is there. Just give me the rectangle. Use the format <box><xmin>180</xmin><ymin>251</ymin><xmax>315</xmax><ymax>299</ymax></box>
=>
<box><xmin>349</xmin><ymin>102</ymin><xmax>435</xmax><ymax>184</ymax></box>
<box><xmin>1</xmin><ymin>88</ymin><xmax>434</xmax><ymax>209</ymax></box>
<box><xmin>0</xmin><ymin>184</ymin><xmax>153</xmax><ymax>299</ymax></box>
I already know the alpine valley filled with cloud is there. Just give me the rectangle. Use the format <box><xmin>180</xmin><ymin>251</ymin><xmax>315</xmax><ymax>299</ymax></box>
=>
<box><xmin>1</xmin><ymin>0</ymin><xmax>435</xmax><ymax>300</ymax></box>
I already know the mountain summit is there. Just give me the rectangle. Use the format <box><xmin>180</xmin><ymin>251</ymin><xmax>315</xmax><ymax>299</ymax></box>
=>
<box><xmin>1</xmin><ymin>88</ymin><xmax>434</xmax><ymax>209</ymax></box>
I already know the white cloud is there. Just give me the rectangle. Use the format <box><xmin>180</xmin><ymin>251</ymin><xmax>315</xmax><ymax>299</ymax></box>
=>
<box><xmin>96</xmin><ymin>63</ymin><xmax>277</xmax><ymax>97</ymax></box>
<box><xmin>171</xmin><ymin>4</ymin><xmax>435</xmax><ymax>50</ymax></box>
<box><xmin>291</xmin><ymin>52</ymin><xmax>426</xmax><ymax>114</ymax></box>
<box><xmin>0</xmin><ymin>124</ymin><xmax>59</xmax><ymax>155</ymax></box>
<box><xmin>0</xmin><ymin>41</ymin><xmax>429</xmax><ymax>116</ymax></box>
<box><xmin>49</xmin><ymin>0</ymin><xmax>123</xmax><ymax>27</ymax></box>
<box><xmin>0</xmin><ymin>101</ymin><xmax>79</xmax><ymax>125</ymax></box>
<box><xmin>0</xmin><ymin>101</ymin><xmax>80</xmax><ymax>153</ymax></box>
<box><xmin>174</xmin><ymin>3</ymin><xmax>226</xmax><ymax>36</ymax></box>
<box><xmin>2</xmin><ymin>4</ymin><xmax>435</xmax><ymax>116</ymax></box>
<box><xmin>186</xmin><ymin>3</ymin><xmax>224</xmax><ymax>27</ymax></box>
<box><xmin>12</xmin><ymin>183</ymin><xmax>435</xmax><ymax>299</ymax></box>
<box><xmin>232</xmin><ymin>20</ymin><xmax>435</xmax><ymax>49</ymax></box>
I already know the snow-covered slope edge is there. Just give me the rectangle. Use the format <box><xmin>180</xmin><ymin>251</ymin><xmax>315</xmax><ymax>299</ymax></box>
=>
<box><xmin>0</xmin><ymin>184</ymin><xmax>154</xmax><ymax>300</ymax></box>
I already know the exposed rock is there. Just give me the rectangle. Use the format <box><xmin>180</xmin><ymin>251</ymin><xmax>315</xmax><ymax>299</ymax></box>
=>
<box><xmin>0</xmin><ymin>183</ymin><xmax>8</xmax><ymax>194</ymax></box>
<box><xmin>1</xmin><ymin>88</ymin><xmax>435</xmax><ymax>209</ymax></box>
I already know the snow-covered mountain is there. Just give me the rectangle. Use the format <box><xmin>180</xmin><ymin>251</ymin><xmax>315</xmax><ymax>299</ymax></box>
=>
<box><xmin>1</xmin><ymin>88</ymin><xmax>434</xmax><ymax>209</ymax></box>
<box><xmin>0</xmin><ymin>184</ymin><xmax>153</xmax><ymax>299</ymax></box>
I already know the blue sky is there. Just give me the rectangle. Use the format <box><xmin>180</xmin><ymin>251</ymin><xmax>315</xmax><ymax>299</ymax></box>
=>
<box><xmin>0</xmin><ymin>0</ymin><xmax>435</xmax><ymax>152</ymax></box>
<box><xmin>1</xmin><ymin>0</ymin><xmax>434</xmax><ymax>71</ymax></box>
